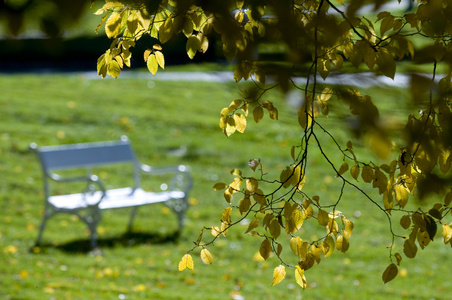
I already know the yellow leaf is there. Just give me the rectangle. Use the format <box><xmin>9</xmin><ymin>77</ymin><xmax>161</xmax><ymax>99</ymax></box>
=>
<box><xmin>269</xmin><ymin>219</ymin><xmax>281</xmax><ymax>239</ymax></box>
<box><xmin>248</xmin><ymin>159</ymin><xmax>260</xmax><ymax>172</ymax></box>
<box><xmin>382</xmin><ymin>263</ymin><xmax>398</xmax><ymax>284</ymax></box>
<box><xmin>400</xmin><ymin>214</ymin><xmax>411</xmax><ymax>229</ymax></box>
<box><xmin>442</xmin><ymin>224</ymin><xmax>452</xmax><ymax>244</ymax></box>
<box><xmin>337</xmin><ymin>162</ymin><xmax>349</xmax><ymax>176</ymax></box>
<box><xmin>343</xmin><ymin>218</ymin><xmax>354</xmax><ymax>239</ymax></box>
<box><xmin>229</xmin><ymin>177</ymin><xmax>243</xmax><ymax>191</ymax></box>
<box><xmin>383</xmin><ymin>190</ymin><xmax>393</xmax><ymax>211</ymax></box>
<box><xmin>178</xmin><ymin>254</ymin><xmax>194</xmax><ymax>271</ymax></box>
<box><xmin>327</xmin><ymin>219</ymin><xmax>339</xmax><ymax>235</ymax></box>
<box><xmin>211</xmin><ymin>226</ymin><xmax>221</xmax><ymax>237</ymax></box>
<box><xmin>318</xmin><ymin>57</ymin><xmax>330</xmax><ymax>80</ymax></box>
<box><xmin>245</xmin><ymin>219</ymin><xmax>259</xmax><ymax>234</ymax></box>
<box><xmin>107</xmin><ymin>59</ymin><xmax>121</xmax><ymax>79</ymax></box>
<box><xmin>271</xmin><ymin>265</ymin><xmax>286</xmax><ymax>286</ymax></box>
<box><xmin>445</xmin><ymin>191</ymin><xmax>452</xmax><ymax>206</ymax></box>
<box><xmin>213</xmin><ymin>182</ymin><xmax>227</xmax><ymax>191</ymax></box>
<box><xmin>292</xmin><ymin>209</ymin><xmax>304</xmax><ymax>232</ymax></box>
<box><xmin>319</xmin><ymin>88</ymin><xmax>333</xmax><ymax>102</ymax></box>
<box><xmin>403</xmin><ymin>239</ymin><xmax>417</xmax><ymax>258</ymax></box>
<box><xmin>259</xmin><ymin>239</ymin><xmax>272</xmax><ymax>260</ymax></box>
<box><xmin>439</xmin><ymin>149</ymin><xmax>451</xmax><ymax>174</ymax></box>
<box><xmin>138</xmin><ymin>8</ymin><xmax>151</xmax><ymax>30</ymax></box>
<box><xmin>321</xmin><ymin>235</ymin><xmax>335</xmax><ymax>258</ymax></box>
<box><xmin>182</xmin><ymin>18</ymin><xmax>194</xmax><ymax>37</ymax></box>
<box><xmin>376</xmin><ymin>47</ymin><xmax>396</xmax><ymax>79</ymax></box>
<box><xmin>262</xmin><ymin>101</ymin><xmax>278</xmax><ymax>120</ymax></box>
<box><xmin>395</xmin><ymin>252</ymin><xmax>402</xmax><ymax>265</ymax></box>
<box><xmin>221</xmin><ymin>221</ymin><xmax>229</xmax><ymax>236</ymax></box>
<box><xmin>200</xmin><ymin>249</ymin><xmax>213</xmax><ymax>264</ymax></box>
<box><xmin>253</xmin><ymin>106</ymin><xmax>264</xmax><ymax>123</ymax></box>
<box><xmin>372</xmin><ymin>167</ymin><xmax>388</xmax><ymax>195</ymax></box>
<box><xmin>224</xmin><ymin>116</ymin><xmax>236</xmax><ymax>137</ymax></box>
<box><xmin>361</xmin><ymin>165</ymin><xmax>374</xmax><ymax>183</ymax></box>
<box><xmin>328</xmin><ymin>210</ymin><xmax>342</xmax><ymax>219</ymax></box>
<box><xmin>295</xmin><ymin>266</ymin><xmax>307</xmax><ymax>289</ymax></box>
<box><xmin>197</xmin><ymin>32</ymin><xmax>209</xmax><ymax>53</ymax></box>
<box><xmin>239</xmin><ymin>196</ymin><xmax>251</xmax><ymax>214</ymax></box>
<box><xmin>154</xmin><ymin>50</ymin><xmax>165</xmax><ymax>69</ymax></box>
<box><xmin>227</xmin><ymin>99</ymin><xmax>242</xmax><ymax>113</ymax></box>
<box><xmin>94</xmin><ymin>2</ymin><xmax>124</xmax><ymax>15</ymax></box>
<box><xmin>95</xmin><ymin>12</ymin><xmax>110</xmax><ymax>34</ymax></box>
<box><xmin>223</xmin><ymin>188</ymin><xmax>232</xmax><ymax>203</ymax></box>
<box><xmin>311</xmin><ymin>244</ymin><xmax>322</xmax><ymax>263</ymax></box>
<box><xmin>159</xmin><ymin>16</ymin><xmax>174</xmax><ymax>43</ymax></box>
<box><xmin>126</xmin><ymin>10</ymin><xmax>139</xmax><ymax>36</ymax></box>
<box><xmin>298</xmin><ymin>102</ymin><xmax>313</xmax><ymax>129</ymax></box>
<box><xmin>290</xmin><ymin>237</ymin><xmax>307</xmax><ymax>259</ymax></box>
<box><xmin>336</xmin><ymin>235</ymin><xmax>349</xmax><ymax>253</ymax></box>
<box><xmin>417</xmin><ymin>230</ymin><xmax>430</xmax><ymax>249</ymax></box>
<box><xmin>253</xmin><ymin>189</ymin><xmax>266</xmax><ymax>206</ymax></box>
<box><xmin>291</xmin><ymin>165</ymin><xmax>305</xmax><ymax>190</ymax></box>
<box><xmin>233</xmin><ymin>113</ymin><xmax>246</xmax><ymax>133</ymax></box>
<box><xmin>196</xmin><ymin>229</ymin><xmax>203</xmax><ymax>245</ymax></box>
<box><xmin>105</xmin><ymin>12</ymin><xmax>123</xmax><ymax>39</ymax></box>
<box><xmin>146</xmin><ymin>53</ymin><xmax>158</xmax><ymax>75</ymax></box>
<box><xmin>350</xmin><ymin>165</ymin><xmax>360</xmax><ymax>180</ymax></box>
<box><xmin>153</xmin><ymin>44</ymin><xmax>162</xmax><ymax>50</ymax></box>
<box><xmin>114</xmin><ymin>56</ymin><xmax>123</xmax><ymax>69</ymax></box>
<box><xmin>280</xmin><ymin>166</ymin><xmax>292</xmax><ymax>188</ymax></box>
<box><xmin>318</xmin><ymin>209</ymin><xmax>329</xmax><ymax>226</ymax></box>
<box><xmin>186</xmin><ymin>34</ymin><xmax>200</xmax><ymax>59</ymax></box>
<box><xmin>380</xmin><ymin>15</ymin><xmax>395</xmax><ymax>36</ymax></box>
<box><xmin>394</xmin><ymin>184</ymin><xmax>409</xmax><ymax>208</ymax></box>
<box><xmin>221</xmin><ymin>207</ymin><xmax>232</xmax><ymax>224</ymax></box>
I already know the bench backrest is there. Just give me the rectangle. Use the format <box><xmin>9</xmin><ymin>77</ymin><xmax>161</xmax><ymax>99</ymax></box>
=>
<box><xmin>31</xmin><ymin>137</ymin><xmax>137</xmax><ymax>171</ymax></box>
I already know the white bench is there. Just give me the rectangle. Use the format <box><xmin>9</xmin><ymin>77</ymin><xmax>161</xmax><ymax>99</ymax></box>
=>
<box><xmin>30</xmin><ymin>136</ymin><xmax>192</xmax><ymax>249</ymax></box>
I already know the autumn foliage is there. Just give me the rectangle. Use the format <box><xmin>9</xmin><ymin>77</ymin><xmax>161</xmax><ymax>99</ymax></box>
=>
<box><xmin>92</xmin><ymin>0</ymin><xmax>452</xmax><ymax>287</ymax></box>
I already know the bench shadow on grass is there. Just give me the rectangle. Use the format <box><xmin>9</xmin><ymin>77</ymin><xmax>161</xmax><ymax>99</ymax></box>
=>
<box><xmin>37</xmin><ymin>230</ymin><xmax>181</xmax><ymax>254</ymax></box>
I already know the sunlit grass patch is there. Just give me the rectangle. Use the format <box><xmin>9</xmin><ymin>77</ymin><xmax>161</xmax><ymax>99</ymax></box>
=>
<box><xmin>0</xmin><ymin>72</ymin><xmax>450</xmax><ymax>299</ymax></box>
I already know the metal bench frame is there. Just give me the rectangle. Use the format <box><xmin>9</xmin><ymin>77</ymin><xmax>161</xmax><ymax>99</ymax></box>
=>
<box><xmin>30</xmin><ymin>136</ymin><xmax>192</xmax><ymax>249</ymax></box>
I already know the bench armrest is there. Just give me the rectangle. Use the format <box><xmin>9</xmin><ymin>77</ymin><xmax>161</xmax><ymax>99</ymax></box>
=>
<box><xmin>47</xmin><ymin>172</ymin><xmax>107</xmax><ymax>204</ymax></box>
<box><xmin>139</xmin><ymin>164</ymin><xmax>193</xmax><ymax>193</ymax></box>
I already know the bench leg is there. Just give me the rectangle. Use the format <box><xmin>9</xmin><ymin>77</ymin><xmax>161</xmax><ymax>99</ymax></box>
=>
<box><xmin>127</xmin><ymin>207</ymin><xmax>139</xmax><ymax>232</ymax></box>
<box><xmin>35</xmin><ymin>215</ymin><xmax>49</xmax><ymax>246</ymax></box>
<box><xmin>35</xmin><ymin>206</ymin><xmax>55</xmax><ymax>246</ymax></box>
<box><xmin>79</xmin><ymin>208</ymin><xmax>102</xmax><ymax>249</ymax></box>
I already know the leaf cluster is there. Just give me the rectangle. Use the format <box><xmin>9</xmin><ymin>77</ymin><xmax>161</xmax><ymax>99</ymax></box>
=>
<box><xmin>94</xmin><ymin>0</ymin><xmax>452</xmax><ymax>289</ymax></box>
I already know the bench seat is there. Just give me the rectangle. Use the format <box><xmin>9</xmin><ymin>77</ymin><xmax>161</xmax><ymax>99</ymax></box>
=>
<box><xmin>48</xmin><ymin>187</ymin><xmax>186</xmax><ymax>210</ymax></box>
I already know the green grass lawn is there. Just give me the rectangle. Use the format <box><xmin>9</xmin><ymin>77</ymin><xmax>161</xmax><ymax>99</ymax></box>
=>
<box><xmin>0</xmin><ymin>71</ymin><xmax>450</xmax><ymax>299</ymax></box>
